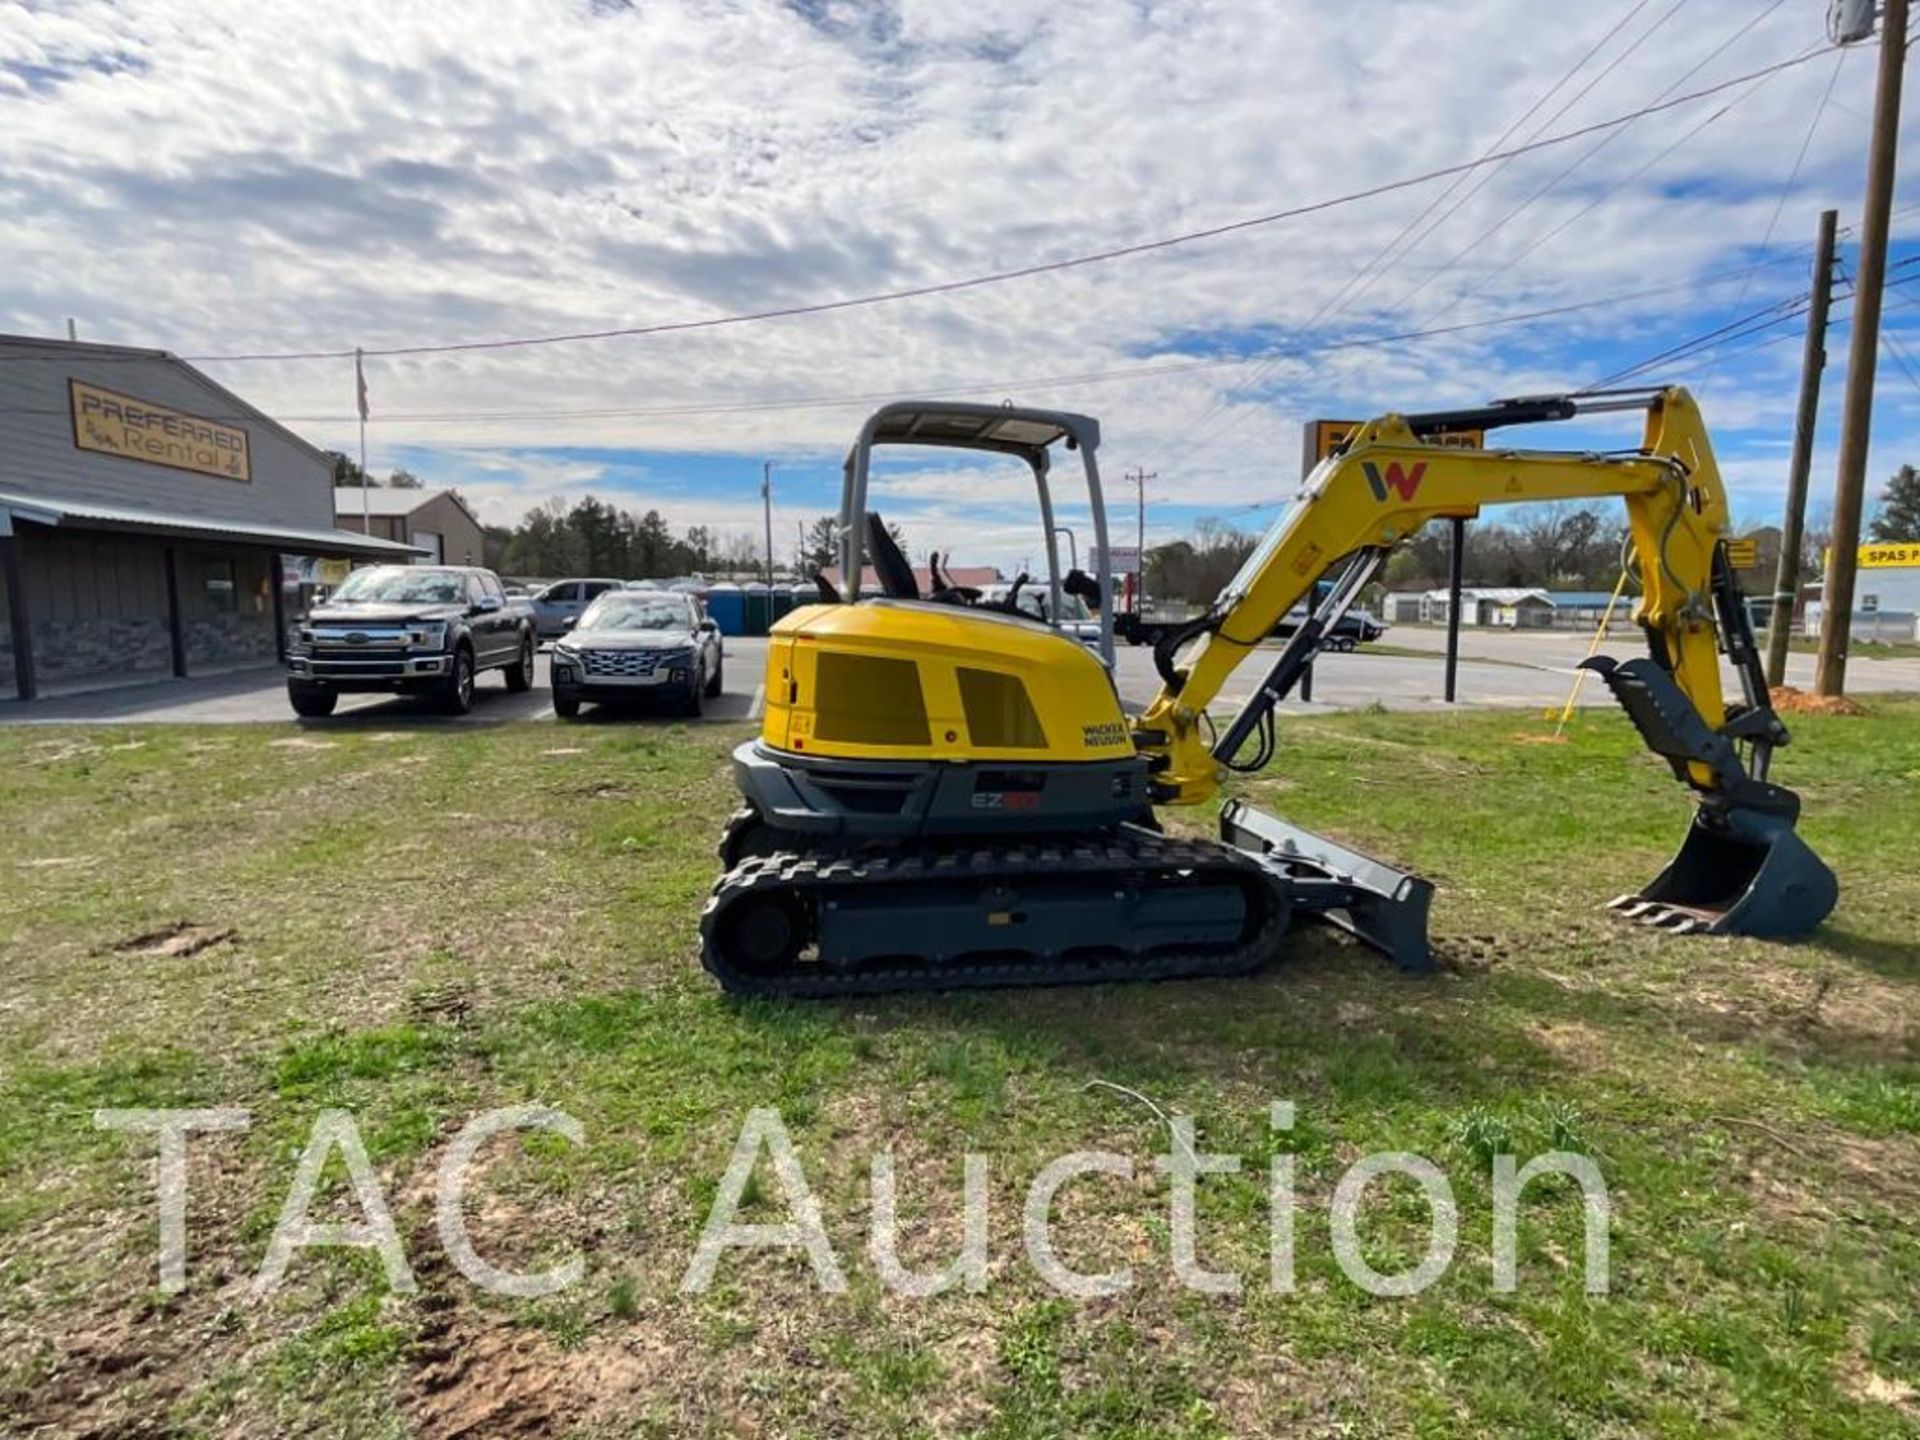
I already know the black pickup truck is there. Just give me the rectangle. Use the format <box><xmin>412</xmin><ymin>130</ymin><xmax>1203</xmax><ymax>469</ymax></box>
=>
<box><xmin>285</xmin><ymin>565</ymin><xmax>537</xmax><ymax>717</ymax></box>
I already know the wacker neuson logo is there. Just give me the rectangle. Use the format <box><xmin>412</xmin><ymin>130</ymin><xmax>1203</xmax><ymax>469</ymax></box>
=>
<box><xmin>1362</xmin><ymin>458</ymin><xmax>1428</xmax><ymax>502</ymax></box>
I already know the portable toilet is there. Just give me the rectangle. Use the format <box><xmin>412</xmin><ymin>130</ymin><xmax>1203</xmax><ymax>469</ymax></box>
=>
<box><xmin>789</xmin><ymin>582</ymin><xmax>819</xmax><ymax>614</ymax></box>
<box><xmin>706</xmin><ymin>582</ymin><xmax>746</xmax><ymax>636</ymax></box>
<box><xmin>742</xmin><ymin>584</ymin><xmax>772</xmax><ymax>636</ymax></box>
<box><xmin>768</xmin><ymin>585</ymin><xmax>795</xmax><ymax>627</ymax></box>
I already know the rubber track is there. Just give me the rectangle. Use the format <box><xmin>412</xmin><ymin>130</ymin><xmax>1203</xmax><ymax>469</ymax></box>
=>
<box><xmin>699</xmin><ymin>829</ymin><xmax>1290</xmax><ymax>997</ymax></box>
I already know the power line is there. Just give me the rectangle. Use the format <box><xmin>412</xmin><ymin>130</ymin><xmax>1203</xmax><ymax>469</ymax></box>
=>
<box><xmin>1337</xmin><ymin>0</ymin><xmax>1685</xmax><ymax>321</ymax></box>
<box><xmin>0</xmin><ymin>264</ymin><xmax>1843</xmax><ymax>429</ymax></box>
<box><xmin>2</xmin><ymin>43</ymin><xmax>1827</xmax><ymax>369</ymax></box>
<box><xmin>1695</xmin><ymin>44</ymin><xmax>1850</xmax><ymax>391</ymax></box>
<box><xmin>1584</xmin><ymin>260</ymin><xmax>1920</xmax><ymax>389</ymax></box>
<box><xmin>1168</xmin><ymin>0</ymin><xmax>1667</xmax><ymax>452</ymax></box>
<box><xmin>1167</xmin><ymin>6</ymin><xmax>1805</xmax><ymax>475</ymax></box>
<box><xmin>1437</xmin><ymin>36</ymin><xmax>1816</xmax><ymax>328</ymax></box>
<box><xmin>1398</xmin><ymin>0</ymin><xmax>1795</xmax><ymax>318</ymax></box>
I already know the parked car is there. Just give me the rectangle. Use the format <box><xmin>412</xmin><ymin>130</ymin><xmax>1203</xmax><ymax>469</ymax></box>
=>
<box><xmin>548</xmin><ymin>590</ymin><xmax>723</xmax><ymax>720</ymax></box>
<box><xmin>978</xmin><ymin>582</ymin><xmax>1104</xmax><ymax>645</ymax></box>
<box><xmin>528</xmin><ymin>577</ymin><xmax>626</xmax><ymax>638</ymax></box>
<box><xmin>285</xmin><ymin>565</ymin><xmax>537</xmax><ymax>717</ymax></box>
<box><xmin>1271</xmin><ymin>607</ymin><xmax>1388</xmax><ymax>651</ymax></box>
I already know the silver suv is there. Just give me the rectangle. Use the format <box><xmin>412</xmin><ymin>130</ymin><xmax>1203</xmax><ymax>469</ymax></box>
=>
<box><xmin>548</xmin><ymin>590</ymin><xmax>722</xmax><ymax>719</ymax></box>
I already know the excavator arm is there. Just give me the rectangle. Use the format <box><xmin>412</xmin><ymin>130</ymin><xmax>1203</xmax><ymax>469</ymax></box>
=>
<box><xmin>1136</xmin><ymin>386</ymin><xmax>1836</xmax><ymax>948</ymax></box>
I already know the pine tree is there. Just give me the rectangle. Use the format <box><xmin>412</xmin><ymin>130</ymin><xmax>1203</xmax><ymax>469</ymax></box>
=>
<box><xmin>1868</xmin><ymin>464</ymin><xmax>1920</xmax><ymax>543</ymax></box>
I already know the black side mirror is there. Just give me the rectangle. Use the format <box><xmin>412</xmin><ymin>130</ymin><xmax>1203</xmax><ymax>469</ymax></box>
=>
<box><xmin>1064</xmin><ymin>568</ymin><xmax>1103</xmax><ymax>613</ymax></box>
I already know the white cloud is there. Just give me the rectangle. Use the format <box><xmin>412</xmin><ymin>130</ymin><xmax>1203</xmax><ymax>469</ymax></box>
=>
<box><xmin>2</xmin><ymin>0</ymin><xmax>1915</xmax><ymax>568</ymax></box>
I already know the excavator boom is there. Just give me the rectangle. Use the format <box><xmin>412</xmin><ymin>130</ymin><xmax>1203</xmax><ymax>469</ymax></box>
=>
<box><xmin>1135</xmin><ymin>386</ymin><xmax>1835</xmax><ymax>948</ymax></box>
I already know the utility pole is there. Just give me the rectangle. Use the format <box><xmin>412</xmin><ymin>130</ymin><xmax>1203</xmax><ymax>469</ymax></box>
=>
<box><xmin>1816</xmin><ymin>0</ymin><xmax>1908</xmax><ymax>696</ymax></box>
<box><xmin>1766</xmin><ymin>208</ymin><xmax>1839</xmax><ymax>687</ymax></box>
<box><xmin>355</xmin><ymin>348</ymin><xmax>370</xmax><ymax>531</ymax></box>
<box><xmin>1124</xmin><ymin>467</ymin><xmax>1156</xmax><ymax>611</ymax></box>
<box><xmin>761</xmin><ymin>461</ymin><xmax>774</xmax><ymax>594</ymax></box>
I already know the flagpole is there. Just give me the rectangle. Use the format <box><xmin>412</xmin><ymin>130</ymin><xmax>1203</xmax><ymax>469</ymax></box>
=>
<box><xmin>355</xmin><ymin>347</ymin><xmax>370</xmax><ymax>530</ymax></box>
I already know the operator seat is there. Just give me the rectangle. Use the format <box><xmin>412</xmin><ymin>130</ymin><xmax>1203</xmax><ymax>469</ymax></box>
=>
<box><xmin>865</xmin><ymin>512</ymin><xmax>919</xmax><ymax>599</ymax></box>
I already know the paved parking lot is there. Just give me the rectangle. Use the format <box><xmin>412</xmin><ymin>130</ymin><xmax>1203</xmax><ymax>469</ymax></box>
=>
<box><xmin>0</xmin><ymin>646</ymin><xmax>765</xmax><ymax>726</ymax></box>
<box><xmin>2</xmin><ymin>628</ymin><xmax>1914</xmax><ymax>726</ymax></box>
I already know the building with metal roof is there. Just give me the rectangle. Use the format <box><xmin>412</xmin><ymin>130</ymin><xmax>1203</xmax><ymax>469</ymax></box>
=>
<box><xmin>0</xmin><ymin>334</ymin><xmax>419</xmax><ymax>699</ymax></box>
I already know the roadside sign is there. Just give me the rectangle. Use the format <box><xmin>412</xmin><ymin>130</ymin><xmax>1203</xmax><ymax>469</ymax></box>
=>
<box><xmin>1853</xmin><ymin>542</ymin><xmax>1920</xmax><ymax>569</ymax></box>
<box><xmin>1725</xmin><ymin>538</ymin><xmax>1760</xmax><ymax>569</ymax></box>
<box><xmin>1094</xmin><ymin>545</ymin><xmax>1141</xmax><ymax>575</ymax></box>
<box><xmin>1302</xmin><ymin>418</ymin><xmax>1486</xmax><ymax>479</ymax></box>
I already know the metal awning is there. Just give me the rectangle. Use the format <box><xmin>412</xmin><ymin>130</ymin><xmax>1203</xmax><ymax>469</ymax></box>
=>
<box><xmin>0</xmin><ymin>488</ymin><xmax>425</xmax><ymax>559</ymax></box>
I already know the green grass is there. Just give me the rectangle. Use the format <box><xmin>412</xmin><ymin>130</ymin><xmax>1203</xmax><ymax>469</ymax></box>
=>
<box><xmin>0</xmin><ymin>705</ymin><xmax>1916</xmax><ymax>1436</ymax></box>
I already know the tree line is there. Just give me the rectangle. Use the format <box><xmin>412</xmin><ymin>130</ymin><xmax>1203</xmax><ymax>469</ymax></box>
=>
<box><xmin>1140</xmin><ymin>498</ymin><xmax>1885</xmax><ymax>609</ymax></box>
<box><xmin>480</xmin><ymin>498</ymin><xmax>760</xmax><ymax>580</ymax></box>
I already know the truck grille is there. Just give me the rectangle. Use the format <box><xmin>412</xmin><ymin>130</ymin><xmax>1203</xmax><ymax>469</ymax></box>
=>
<box><xmin>309</xmin><ymin>627</ymin><xmax>409</xmax><ymax>660</ymax></box>
<box><xmin>581</xmin><ymin>648</ymin><xmax>677</xmax><ymax>678</ymax></box>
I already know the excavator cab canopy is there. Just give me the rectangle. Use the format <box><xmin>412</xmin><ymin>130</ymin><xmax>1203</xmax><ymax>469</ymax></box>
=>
<box><xmin>836</xmin><ymin>401</ymin><xmax>1118</xmax><ymax>667</ymax></box>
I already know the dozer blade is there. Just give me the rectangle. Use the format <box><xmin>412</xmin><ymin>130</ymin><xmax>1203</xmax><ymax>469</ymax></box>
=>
<box><xmin>1610</xmin><ymin>803</ymin><xmax>1838</xmax><ymax>938</ymax></box>
<box><xmin>1220</xmin><ymin>800</ymin><xmax>1435</xmax><ymax>971</ymax></box>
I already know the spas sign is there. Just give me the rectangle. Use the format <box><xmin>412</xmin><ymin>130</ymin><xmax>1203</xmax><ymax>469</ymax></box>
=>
<box><xmin>70</xmin><ymin>380</ymin><xmax>251</xmax><ymax>482</ymax></box>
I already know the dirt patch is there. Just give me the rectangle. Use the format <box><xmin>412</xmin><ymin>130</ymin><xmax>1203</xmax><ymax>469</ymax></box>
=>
<box><xmin>1532</xmin><ymin>1019</ymin><xmax>1609</xmax><ymax>1070</ymax></box>
<box><xmin>409</xmin><ymin>1310</ymin><xmax>669</xmax><ymax>1440</ymax></box>
<box><xmin>1837</xmin><ymin>1325</ymin><xmax>1920</xmax><ymax>1420</ymax></box>
<box><xmin>109</xmin><ymin>921</ymin><xmax>236</xmax><ymax>959</ymax></box>
<box><xmin>1770</xmin><ymin>685</ymin><xmax>1868</xmax><ymax>717</ymax></box>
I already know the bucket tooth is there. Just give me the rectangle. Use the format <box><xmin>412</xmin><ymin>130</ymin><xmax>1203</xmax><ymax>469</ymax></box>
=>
<box><xmin>1615</xmin><ymin>804</ymin><xmax>1837</xmax><ymax>939</ymax></box>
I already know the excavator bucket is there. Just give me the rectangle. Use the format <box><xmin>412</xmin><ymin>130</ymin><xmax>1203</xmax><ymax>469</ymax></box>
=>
<box><xmin>1581</xmin><ymin>654</ymin><xmax>1838</xmax><ymax>939</ymax></box>
<box><xmin>1609</xmin><ymin>804</ymin><xmax>1838</xmax><ymax>937</ymax></box>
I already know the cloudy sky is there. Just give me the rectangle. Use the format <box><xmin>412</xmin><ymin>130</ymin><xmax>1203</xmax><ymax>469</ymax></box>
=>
<box><xmin>3</xmin><ymin>0</ymin><xmax>1917</xmax><ymax>570</ymax></box>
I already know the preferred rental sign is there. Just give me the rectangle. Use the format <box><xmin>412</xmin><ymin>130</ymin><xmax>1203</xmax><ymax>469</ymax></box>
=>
<box><xmin>70</xmin><ymin>380</ymin><xmax>252</xmax><ymax>481</ymax></box>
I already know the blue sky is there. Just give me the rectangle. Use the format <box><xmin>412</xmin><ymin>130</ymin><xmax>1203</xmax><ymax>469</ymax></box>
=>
<box><xmin>3</xmin><ymin>0</ymin><xmax>1917</xmax><ymax>570</ymax></box>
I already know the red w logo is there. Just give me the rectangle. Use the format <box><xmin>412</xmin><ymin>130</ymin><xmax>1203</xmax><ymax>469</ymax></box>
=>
<box><xmin>1362</xmin><ymin>460</ymin><xmax>1426</xmax><ymax>502</ymax></box>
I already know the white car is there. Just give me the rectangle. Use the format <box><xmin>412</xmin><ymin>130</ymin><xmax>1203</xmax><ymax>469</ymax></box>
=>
<box><xmin>978</xmin><ymin>583</ymin><xmax>1104</xmax><ymax>645</ymax></box>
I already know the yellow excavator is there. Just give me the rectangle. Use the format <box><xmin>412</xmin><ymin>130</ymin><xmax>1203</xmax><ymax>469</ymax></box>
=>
<box><xmin>700</xmin><ymin>387</ymin><xmax>1837</xmax><ymax>996</ymax></box>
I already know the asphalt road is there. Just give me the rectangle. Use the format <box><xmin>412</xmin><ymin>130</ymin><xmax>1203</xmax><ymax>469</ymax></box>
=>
<box><xmin>4</xmin><ymin>627</ymin><xmax>1916</xmax><ymax>726</ymax></box>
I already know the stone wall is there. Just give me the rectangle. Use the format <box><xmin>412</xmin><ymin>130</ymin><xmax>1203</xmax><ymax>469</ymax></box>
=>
<box><xmin>184</xmin><ymin>612</ymin><xmax>277</xmax><ymax>669</ymax></box>
<box><xmin>30</xmin><ymin>616</ymin><xmax>173</xmax><ymax>683</ymax></box>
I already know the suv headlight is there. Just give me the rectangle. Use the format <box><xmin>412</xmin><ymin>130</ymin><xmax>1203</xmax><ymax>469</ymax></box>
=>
<box><xmin>406</xmin><ymin>623</ymin><xmax>448</xmax><ymax>650</ymax></box>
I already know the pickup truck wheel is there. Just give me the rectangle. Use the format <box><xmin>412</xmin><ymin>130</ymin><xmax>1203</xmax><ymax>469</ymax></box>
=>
<box><xmin>705</xmin><ymin>653</ymin><xmax>724</xmax><ymax>698</ymax></box>
<box><xmin>1327</xmin><ymin>636</ymin><xmax>1356</xmax><ymax>653</ymax></box>
<box><xmin>287</xmin><ymin>683</ymin><xmax>337</xmax><ymax>718</ymax></box>
<box><xmin>439</xmin><ymin>647</ymin><xmax>476</xmax><ymax>715</ymax></box>
<box><xmin>504</xmin><ymin>634</ymin><xmax>535</xmax><ymax>693</ymax></box>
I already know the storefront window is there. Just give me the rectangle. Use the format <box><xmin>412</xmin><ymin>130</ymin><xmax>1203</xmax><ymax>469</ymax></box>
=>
<box><xmin>204</xmin><ymin>559</ymin><xmax>237</xmax><ymax>614</ymax></box>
